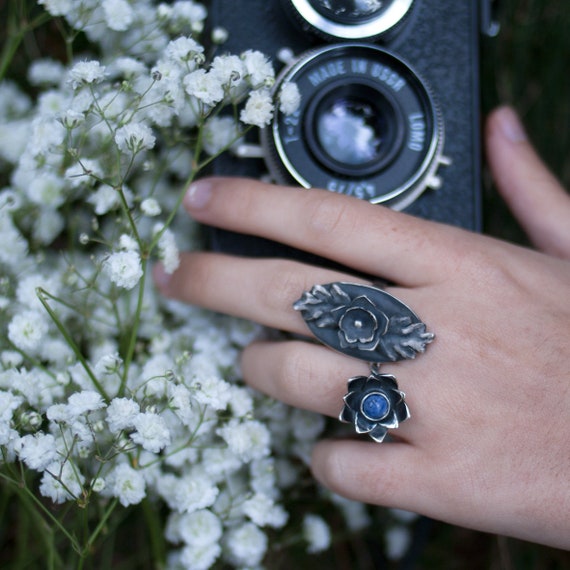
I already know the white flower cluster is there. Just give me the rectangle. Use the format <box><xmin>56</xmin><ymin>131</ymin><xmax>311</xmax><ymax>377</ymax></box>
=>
<box><xmin>0</xmin><ymin>1</ymin><xmax>384</xmax><ymax>568</ymax></box>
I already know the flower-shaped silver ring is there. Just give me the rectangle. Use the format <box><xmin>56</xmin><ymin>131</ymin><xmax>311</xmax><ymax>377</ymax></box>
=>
<box><xmin>339</xmin><ymin>372</ymin><xmax>410</xmax><ymax>443</ymax></box>
<box><xmin>294</xmin><ymin>282</ymin><xmax>434</xmax><ymax>442</ymax></box>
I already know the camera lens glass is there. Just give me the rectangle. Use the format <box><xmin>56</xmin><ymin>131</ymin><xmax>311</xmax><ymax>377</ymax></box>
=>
<box><xmin>306</xmin><ymin>81</ymin><xmax>404</xmax><ymax>176</ymax></box>
<box><xmin>317</xmin><ymin>95</ymin><xmax>383</xmax><ymax>165</ymax></box>
<box><xmin>262</xmin><ymin>43</ymin><xmax>443</xmax><ymax>209</ymax></box>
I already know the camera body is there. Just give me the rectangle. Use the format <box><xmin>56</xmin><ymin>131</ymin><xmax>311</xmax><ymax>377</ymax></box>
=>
<box><xmin>208</xmin><ymin>0</ymin><xmax>496</xmax><ymax>258</ymax></box>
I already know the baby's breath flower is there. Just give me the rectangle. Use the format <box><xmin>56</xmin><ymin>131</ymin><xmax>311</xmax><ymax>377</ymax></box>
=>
<box><xmin>38</xmin><ymin>0</ymin><xmax>73</xmax><ymax>17</ymax></box>
<box><xmin>103</xmin><ymin>250</ymin><xmax>143</xmax><ymax>290</ymax></box>
<box><xmin>217</xmin><ymin>419</ymin><xmax>270</xmax><ymax>462</ymax></box>
<box><xmin>190</xmin><ymin>375</ymin><xmax>231</xmax><ymax>410</ymax></box>
<box><xmin>28</xmin><ymin>116</ymin><xmax>66</xmax><ymax>156</ymax></box>
<box><xmin>26</xmin><ymin>172</ymin><xmax>66</xmax><ymax>208</ymax></box>
<box><xmin>91</xmin><ymin>477</ymin><xmax>106</xmax><ymax>493</ymax></box>
<box><xmin>0</xmin><ymin>391</ymin><xmax>23</xmax><ymax>423</ymax></box>
<box><xmin>65</xmin><ymin>158</ymin><xmax>103</xmax><ymax>188</ymax></box>
<box><xmin>40</xmin><ymin>460</ymin><xmax>84</xmax><ymax>503</ymax></box>
<box><xmin>15</xmin><ymin>433</ymin><xmax>58</xmax><ymax>471</ymax></box>
<box><xmin>68</xmin><ymin>60</ymin><xmax>106</xmax><ymax>89</ymax></box>
<box><xmin>130</xmin><ymin>411</ymin><xmax>171</xmax><ymax>453</ymax></box>
<box><xmin>110</xmin><ymin>57</ymin><xmax>147</xmax><ymax>78</ymax></box>
<box><xmin>183</xmin><ymin>69</ymin><xmax>224</xmax><ymax>107</ymax></box>
<box><xmin>155</xmin><ymin>225</ymin><xmax>180</xmax><ymax>274</ymax></box>
<box><xmin>28</xmin><ymin>59</ymin><xmax>66</xmax><ymax>86</ymax></box>
<box><xmin>210</xmin><ymin>55</ymin><xmax>245</xmax><ymax>92</ymax></box>
<box><xmin>241</xmin><ymin>50</ymin><xmax>275</xmax><ymax>88</ymax></box>
<box><xmin>94</xmin><ymin>353</ymin><xmax>123</xmax><ymax>376</ymax></box>
<box><xmin>242</xmin><ymin>493</ymin><xmax>288</xmax><ymax>528</ymax></box>
<box><xmin>86</xmin><ymin>184</ymin><xmax>113</xmax><ymax>215</ymax></box>
<box><xmin>7</xmin><ymin>310</ymin><xmax>49</xmax><ymax>352</ymax></box>
<box><xmin>211</xmin><ymin>26</ymin><xmax>229</xmax><ymax>44</ymax></box>
<box><xmin>202</xmin><ymin>116</ymin><xmax>241</xmax><ymax>156</ymax></box>
<box><xmin>158</xmin><ymin>471</ymin><xmax>219</xmax><ymax>514</ymax></box>
<box><xmin>291</xmin><ymin>408</ymin><xmax>325</xmax><ymax>440</ymax></box>
<box><xmin>303</xmin><ymin>514</ymin><xmax>331</xmax><ymax>554</ymax></box>
<box><xmin>240</xmin><ymin>89</ymin><xmax>274</xmax><ymax>128</ymax></box>
<box><xmin>168</xmin><ymin>509</ymin><xmax>223</xmax><ymax>547</ymax></box>
<box><xmin>106</xmin><ymin>397</ymin><xmax>141</xmax><ymax>433</ymax></box>
<box><xmin>61</xmin><ymin>109</ymin><xmax>85</xmax><ymax>129</ymax></box>
<box><xmin>224</xmin><ymin>522</ymin><xmax>268</xmax><ymax>567</ymax></box>
<box><xmin>179</xmin><ymin>543</ymin><xmax>222</xmax><ymax>570</ymax></box>
<box><xmin>66</xmin><ymin>390</ymin><xmax>106</xmax><ymax>418</ymax></box>
<box><xmin>119</xmin><ymin>233</ymin><xmax>139</xmax><ymax>252</ymax></box>
<box><xmin>102</xmin><ymin>0</ymin><xmax>134</xmax><ymax>32</ymax></box>
<box><xmin>108</xmin><ymin>463</ymin><xmax>146</xmax><ymax>507</ymax></box>
<box><xmin>141</xmin><ymin>198</ymin><xmax>161</xmax><ymax>217</ymax></box>
<box><xmin>279</xmin><ymin>82</ymin><xmax>301</xmax><ymax>115</ymax></box>
<box><xmin>385</xmin><ymin>526</ymin><xmax>412</xmax><ymax>560</ymax></box>
<box><xmin>165</xmin><ymin>36</ymin><xmax>204</xmax><ymax>66</ymax></box>
<box><xmin>115</xmin><ymin>122</ymin><xmax>156</xmax><ymax>154</ymax></box>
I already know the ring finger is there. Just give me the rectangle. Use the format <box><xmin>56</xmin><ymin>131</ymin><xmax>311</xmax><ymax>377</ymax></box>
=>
<box><xmin>242</xmin><ymin>340</ymin><xmax>370</xmax><ymax>417</ymax></box>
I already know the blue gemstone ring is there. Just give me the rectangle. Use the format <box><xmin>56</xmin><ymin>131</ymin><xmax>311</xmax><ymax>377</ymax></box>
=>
<box><xmin>339</xmin><ymin>371</ymin><xmax>410</xmax><ymax>442</ymax></box>
<box><xmin>294</xmin><ymin>282</ymin><xmax>433</xmax><ymax>442</ymax></box>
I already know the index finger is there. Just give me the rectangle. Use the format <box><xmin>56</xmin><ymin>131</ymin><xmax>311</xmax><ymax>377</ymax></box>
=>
<box><xmin>184</xmin><ymin>177</ymin><xmax>471</xmax><ymax>286</ymax></box>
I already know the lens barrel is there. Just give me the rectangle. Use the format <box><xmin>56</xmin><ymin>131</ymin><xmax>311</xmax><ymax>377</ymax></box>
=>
<box><xmin>262</xmin><ymin>43</ymin><xmax>444</xmax><ymax>210</ymax></box>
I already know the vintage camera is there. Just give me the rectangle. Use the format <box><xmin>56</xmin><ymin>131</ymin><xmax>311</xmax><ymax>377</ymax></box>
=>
<box><xmin>208</xmin><ymin>0</ymin><xmax>499</xmax><ymax>258</ymax></box>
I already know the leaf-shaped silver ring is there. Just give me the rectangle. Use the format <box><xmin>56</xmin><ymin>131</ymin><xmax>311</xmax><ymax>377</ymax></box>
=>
<box><xmin>293</xmin><ymin>282</ymin><xmax>435</xmax><ymax>363</ymax></box>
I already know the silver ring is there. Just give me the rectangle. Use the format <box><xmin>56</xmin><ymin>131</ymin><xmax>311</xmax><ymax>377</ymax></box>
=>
<box><xmin>294</xmin><ymin>282</ymin><xmax>434</xmax><ymax>441</ymax></box>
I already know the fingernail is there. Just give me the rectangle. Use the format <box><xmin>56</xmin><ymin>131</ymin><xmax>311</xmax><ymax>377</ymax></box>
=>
<box><xmin>498</xmin><ymin>107</ymin><xmax>528</xmax><ymax>143</ymax></box>
<box><xmin>184</xmin><ymin>180</ymin><xmax>212</xmax><ymax>210</ymax></box>
<box><xmin>153</xmin><ymin>263</ymin><xmax>171</xmax><ymax>291</ymax></box>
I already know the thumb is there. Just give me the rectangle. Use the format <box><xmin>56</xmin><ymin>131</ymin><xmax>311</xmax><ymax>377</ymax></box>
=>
<box><xmin>485</xmin><ymin>106</ymin><xmax>570</xmax><ymax>259</ymax></box>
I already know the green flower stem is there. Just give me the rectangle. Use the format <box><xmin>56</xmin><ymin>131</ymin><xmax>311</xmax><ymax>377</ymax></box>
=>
<box><xmin>78</xmin><ymin>498</ymin><xmax>119</xmax><ymax>568</ymax></box>
<box><xmin>118</xmin><ymin>258</ymin><xmax>148</xmax><ymax>396</ymax></box>
<box><xmin>37</xmin><ymin>288</ymin><xmax>109</xmax><ymax>400</ymax></box>
<box><xmin>0</xmin><ymin>1</ymin><xmax>51</xmax><ymax>81</ymax></box>
<box><xmin>142</xmin><ymin>498</ymin><xmax>166</xmax><ymax>567</ymax></box>
<box><xmin>0</xmin><ymin>469</ymin><xmax>72</xmax><ymax>566</ymax></box>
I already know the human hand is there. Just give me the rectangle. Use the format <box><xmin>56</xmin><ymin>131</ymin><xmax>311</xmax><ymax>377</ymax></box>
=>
<box><xmin>154</xmin><ymin>106</ymin><xmax>570</xmax><ymax>549</ymax></box>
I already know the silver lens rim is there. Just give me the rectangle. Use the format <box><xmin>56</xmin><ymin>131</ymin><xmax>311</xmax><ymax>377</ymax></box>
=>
<box><xmin>288</xmin><ymin>0</ymin><xmax>414</xmax><ymax>39</ymax></box>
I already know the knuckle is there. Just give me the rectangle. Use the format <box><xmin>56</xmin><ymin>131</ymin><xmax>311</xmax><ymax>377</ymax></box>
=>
<box><xmin>259</xmin><ymin>260</ymin><xmax>306</xmax><ymax>313</ymax></box>
<box><xmin>189</xmin><ymin>256</ymin><xmax>220</xmax><ymax>295</ymax></box>
<box><xmin>306</xmin><ymin>194</ymin><xmax>357</xmax><ymax>243</ymax></box>
<box><xmin>463</xmin><ymin>247</ymin><xmax>523</xmax><ymax>292</ymax></box>
<box><xmin>276</xmin><ymin>345</ymin><xmax>313</xmax><ymax>397</ymax></box>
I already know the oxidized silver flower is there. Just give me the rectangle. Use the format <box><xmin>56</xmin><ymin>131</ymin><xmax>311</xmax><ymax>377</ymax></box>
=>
<box><xmin>338</xmin><ymin>295</ymin><xmax>389</xmax><ymax>350</ymax></box>
<box><xmin>339</xmin><ymin>372</ymin><xmax>410</xmax><ymax>442</ymax></box>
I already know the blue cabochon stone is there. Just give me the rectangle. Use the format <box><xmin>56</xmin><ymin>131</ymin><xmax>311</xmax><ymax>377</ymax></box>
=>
<box><xmin>361</xmin><ymin>392</ymin><xmax>390</xmax><ymax>421</ymax></box>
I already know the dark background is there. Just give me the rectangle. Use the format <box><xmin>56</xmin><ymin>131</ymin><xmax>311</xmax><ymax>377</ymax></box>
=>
<box><xmin>481</xmin><ymin>0</ymin><xmax>570</xmax><ymax>245</ymax></box>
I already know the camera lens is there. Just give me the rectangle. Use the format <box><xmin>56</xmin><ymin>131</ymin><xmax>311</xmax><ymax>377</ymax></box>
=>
<box><xmin>261</xmin><ymin>43</ymin><xmax>444</xmax><ymax>210</ymax></box>
<box><xmin>284</xmin><ymin>0</ymin><xmax>414</xmax><ymax>40</ymax></box>
<box><xmin>306</xmin><ymin>81</ymin><xmax>404</xmax><ymax>176</ymax></box>
<box><xmin>311</xmin><ymin>0</ymin><xmax>384</xmax><ymax>23</ymax></box>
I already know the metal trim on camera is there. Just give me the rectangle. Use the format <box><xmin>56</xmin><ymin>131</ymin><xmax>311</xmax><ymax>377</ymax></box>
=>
<box><xmin>261</xmin><ymin>43</ymin><xmax>447</xmax><ymax>211</ymax></box>
<box><xmin>285</xmin><ymin>0</ymin><xmax>415</xmax><ymax>40</ymax></box>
